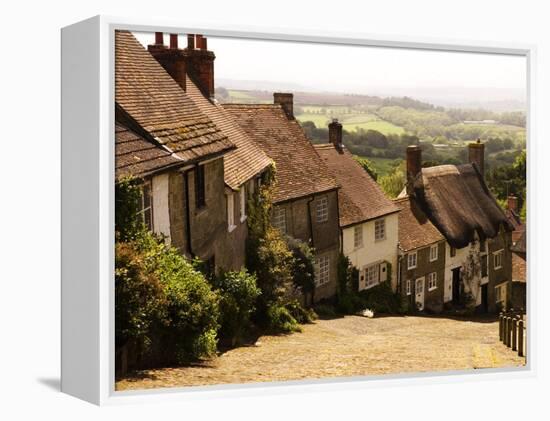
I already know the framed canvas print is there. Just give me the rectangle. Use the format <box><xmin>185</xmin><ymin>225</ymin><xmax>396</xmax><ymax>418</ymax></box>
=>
<box><xmin>61</xmin><ymin>16</ymin><xmax>533</xmax><ymax>405</ymax></box>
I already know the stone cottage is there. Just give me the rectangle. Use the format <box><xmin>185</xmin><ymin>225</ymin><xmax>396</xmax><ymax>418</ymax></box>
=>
<box><xmin>225</xmin><ymin>96</ymin><xmax>341</xmax><ymax>303</ymax></box>
<box><xmin>147</xmin><ymin>32</ymin><xmax>273</xmax><ymax>272</ymax></box>
<box><xmin>115</xmin><ymin>30</ymin><xmax>242</xmax><ymax>275</ymax></box>
<box><xmin>400</xmin><ymin>142</ymin><xmax>513</xmax><ymax>313</ymax></box>
<box><xmin>314</xmin><ymin>120</ymin><xmax>400</xmax><ymax>292</ymax></box>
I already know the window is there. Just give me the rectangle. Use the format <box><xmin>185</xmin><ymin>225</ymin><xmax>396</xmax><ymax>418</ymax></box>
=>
<box><xmin>365</xmin><ymin>264</ymin><xmax>380</xmax><ymax>289</ymax></box>
<box><xmin>479</xmin><ymin>238</ymin><xmax>486</xmax><ymax>252</ymax></box>
<box><xmin>407</xmin><ymin>252</ymin><xmax>417</xmax><ymax>269</ymax></box>
<box><xmin>428</xmin><ymin>272</ymin><xmax>437</xmax><ymax>291</ymax></box>
<box><xmin>227</xmin><ymin>193</ymin><xmax>236</xmax><ymax>232</ymax></box>
<box><xmin>406</xmin><ymin>279</ymin><xmax>412</xmax><ymax>295</ymax></box>
<box><xmin>374</xmin><ymin>218</ymin><xmax>386</xmax><ymax>241</ymax></box>
<box><xmin>415</xmin><ymin>278</ymin><xmax>424</xmax><ymax>293</ymax></box>
<box><xmin>494</xmin><ymin>249</ymin><xmax>504</xmax><ymax>270</ymax></box>
<box><xmin>429</xmin><ymin>244</ymin><xmax>438</xmax><ymax>262</ymax></box>
<box><xmin>139</xmin><ymin>180</ymin><xmax>153</xmax><ymax>232</ymax></box>
<box><xmin>316</xmin><ymin>196</ymin><xmax>329</xmax><ymax>223</ymax></box>
<box><xmin>354</xmin><ymin>225</ymin><xmax>363</xmax><ymax>249</ymax></box>
<box><xmin>495</xmin><ymin>283</ymin><xmax>506</xmax><ymax>303</ymax></box>
<box><xmin>195</xmin><ymin>165</ymin><xmax>206</xmax><ymax>209</ymax></box>
<box><xmin>273</xmin><ymin>207</ymin><xmax>287</xmax><ymax>234</ymax></box>
<box><xmin>239</xmin><ymin>185</ymin><xmax>247</xmax><ymax>222</ymax></box>
<box><xmin>314</xmin><ymin>255</ymin><xmax>330</xmax><ymax>286</ymax></box>
<box><xmin>481</xmin><ymin>254</ymin><xmax>488</xmax><ymax>277</ymax></box>
<box><xmin>450</xmin><ymin>247</ymin><xmax>456</xmax><ymax>257</ymax></box>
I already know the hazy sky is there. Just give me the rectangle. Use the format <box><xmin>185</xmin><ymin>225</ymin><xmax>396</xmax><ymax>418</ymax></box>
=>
<box><xmin>134</xmin><ymin>32</ymin><xmax>527</xmax><ymax>107</ymax></box>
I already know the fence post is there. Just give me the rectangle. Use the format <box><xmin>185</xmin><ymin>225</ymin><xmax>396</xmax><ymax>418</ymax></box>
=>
<box><xmin>512</xmin><ymin>317</ymin><xmax>517</xmax><ymax>351</ymax></box>
<box><xmin>506</xmin><ymin>317</ymin><xmax>512</xmax><ymax>347</ymax></box>
<box><xmin>499</xmin><ymin>312</ymin><xmax>503</xmax><ymax>342</ymax></box>
<box><xmin>518</xmin><ymin>319</ymin><xmax>524</xmax><ymax>357</ymax></box>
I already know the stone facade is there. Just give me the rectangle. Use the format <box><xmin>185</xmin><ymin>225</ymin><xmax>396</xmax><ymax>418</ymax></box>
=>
<box><xmin>487</xmin><ymin>229</ymin><xmax>514</xmax><ymax>312</ymax></box>
<box><xmin>272</xmin><ymin>190</ymin><xmax>340</xmax><ymax>302</ymax></box>
<box><xmin>400</xmin><ymin>241</ymin><xmax>446</xmax><ymax>313</ymax></box>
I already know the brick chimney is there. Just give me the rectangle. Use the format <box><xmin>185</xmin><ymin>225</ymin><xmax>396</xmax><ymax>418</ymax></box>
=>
<box><xmin>468</xmin><ymin>139</ymin><xmax>485</xmax><ymax>176</ymax></box>
<box><xmin>507</xmin><ymin>195</ymin><xmax>518</xmax><ymax>213</ymax></box>
<box><xmin>274</xmin><ymin>93</ymin><xmax>294</xmax><ymax>119</ymax></box>
<box><xmin>328</xmin><ymin>119</ymin><xmax>343</xmax><ymax>152</ymax></box>
<box><xmin>406</xmin><ymin>145</ymin><xmax>422</xmax><ymax>195</ymax></box>
<box><xmin>148</xmin><ymin>32</ymin><xmax>187</xmax><ymax>91</ymax></box>
<box><xmin>183</xmin><ymin>34</ymin><xmax>216</xmax><ymax>98</ymax></box>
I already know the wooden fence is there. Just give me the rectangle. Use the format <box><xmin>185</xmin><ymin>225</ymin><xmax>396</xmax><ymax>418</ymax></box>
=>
<box><xmin>499</xmin><ymin>309</ymin><xmax>526</xmax><ymax>358</ymax></box>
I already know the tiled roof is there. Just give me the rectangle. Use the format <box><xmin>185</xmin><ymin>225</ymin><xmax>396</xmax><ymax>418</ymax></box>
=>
<box><xmin>115</xmin><ymin>122</ymin><xmax>184</xmax><ymax>180</ymax></box>
<box><xmin>411</xmin><ymin>164</ymin><xmax>513</xmax><ymax>249</ymax></box>
<box><xmin>223</xmin><ymin>104</ymin><xmax>339</xmax><ymax>203</ymax></box>
<box><xmin>115</xmin><ymin>30</ymin><xmax>234</xmax><ymax>162</ymax></box>
<box><xmin>314</xmin><ymin>144</ymin><xmax>399</xmax><ymax>227</ymax></box>
<box><xmin>185</xmin><ymin>77</ymin><xmax>272</xmax><ymax>190</ymax></box>
<box><xmin>393</xmin><ymin>196</ymin><xmax>444</xmax><ymax>252</ymax></box>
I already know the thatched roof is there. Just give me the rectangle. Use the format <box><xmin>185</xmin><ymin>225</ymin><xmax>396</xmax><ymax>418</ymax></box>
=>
<box><xmin>411</xmin><ymin>163</ymin><xmax>512</xmax><ymax>249</ymax></box>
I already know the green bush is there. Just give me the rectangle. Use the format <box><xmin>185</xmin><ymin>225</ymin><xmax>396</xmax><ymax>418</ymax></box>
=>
<box><xmin>357</xmin><ymin>281</ymin><xmax>401</xmax><ymax>314</ymax></box>
<box><xmin>115</xmin><ymin>176</ymin><xmax>145</xmax><ymax>242</ymax></box>
<box><xmin>285</xmin><ymin>236</ymin><xmax>316</xmax><ymax>298</ymax></box>
<box><xmin>115</xmin><ymin>241</ymin><xmax>166</xmax><ymax>352</ymax></box>
<box><xmin>213</xmin><ymin>269</ymin><xmax>261</xmax><ymax>346</ymax></box>
<box><xmin>313</xmin><ymin>303</ymin><xmax>338</xmax><ymax>319</ymax></box>
<box><xmin>266</xmin><ymin>305</ymin><xmax>301</xmax><ymax>333</ymax></box>
<box><xmin>285</xmin><ymin>299</ymin><xmax>317</xmax><ymax>324</ymax></box>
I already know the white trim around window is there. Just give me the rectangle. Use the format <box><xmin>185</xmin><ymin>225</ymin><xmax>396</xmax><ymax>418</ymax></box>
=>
<box><xmin>227</xmin><ymin>192</ymin><xmax>236</xmax><ymax>232</ymax></box>
<box><xmin>353</xmin><ymin>225</ymin><xmax>363</xmax><ymax>249</ymax></box>
<box><xmin>374</xmin><ymin>218</ymin><xmax>386</xmax><ymax>241</ymax></box>
<box><xmin>314</xmin><ymin>255</ymin><xmax>330</xmax><ymax>286</ymax></box>
<box><xmin>429</xmin><ymin>244</ymin><xmax>438</xmax><ymax>262</ymax></box>
<box><xmin>406</xmin><ymin>279</ymin><xmax>412</xmax><ymax>295</ymax></box>
<box><xmin>407</xmin><ymin>251</ymin><xmax>417</xmax><ymax>269</ymax></box>
<box><xmin>493</xmin><ymin>249</ymin><xmax>504</xmax><ymax>270</ymax></box>
<box><xmin>427</xmin><ymin>272</ymin><xmax>437</xmax><ymax>291</ymax></box>
<box><xmin>316</xmin><ymin>196</ymin><xmax>329</xmax><ymax>223</ymax></box>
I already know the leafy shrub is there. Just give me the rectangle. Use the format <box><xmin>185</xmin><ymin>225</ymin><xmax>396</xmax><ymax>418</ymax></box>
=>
<box><xmin>115</xmin><ymin>241</ymin><xmax>166</xmax><ymax>352</ymax></box>
<box><xmin>285</xmin><ymin>236</ymin><xmax>316</xmax><ymax>298</ymax></box>
<box><xmin>357</xmin><ymin>282</ymin><xmax>401</xmax><ymax>314</ymax></box>
<box><xmin>266</xmin><ymin>305</ymin><xmax>301</xmax><ymax>333</ymax></box>
<box><xmin>115</xmin><ymin>176</ymin><xmax>145</xmax><ymax>242</ymax></box>
<box><xmin>285</xmin><ymin>300</ymin><xmax>317</xmax><ymax>324</ymax></box>
<box><xmin>313</xmin><ymin>303</ymin><xmax>338</xmax><ymax>319</ymax></box>
<box><xmin>213</xmin><ymin>269</ymin><xmax>261</xmax><ymax>346</ymax></box>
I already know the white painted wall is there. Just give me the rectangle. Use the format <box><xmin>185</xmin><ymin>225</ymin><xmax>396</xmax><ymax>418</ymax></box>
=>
<box><xmin>443</xmin><ymin>243</ymin><xmax>469</xmax><ymax>303</ymax></box>
<box><xmin>342</xmin><ymin>213</ymin><xmax>399</xmax><ymax>291</ymax></box>
<box><xmin>152</xmin><ymin>173</ymin><xmax>171</xmax><ymax>244</ymax></box>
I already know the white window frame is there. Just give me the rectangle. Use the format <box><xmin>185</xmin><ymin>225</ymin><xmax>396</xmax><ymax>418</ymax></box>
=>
<box><xmin>227</xmin><ymin>193</ymin><xmax>236</xmax><ymax>232</ymax></box>
<box><xmin>353</xmin><ymin>225</ymin><xmax>363</xmax><ymax>249</ymax></box>
<box><xmin>365</xmin><ymin>263</ymin><xmax>380</xmax><ymax>289</ymax></box>
<box><xmin>493</xmin><ymin>249</ymin><xmax>504</xmax><ymax>270</ymax></box>
<box><xmin>139</xmin><ymin>179</ymin><xmax>153</xmax><ymax>232</ymax></box>
<box><xmin>427</xmin><ymin>272</ymin><xmax>437</xmax><ymax>291</ymax></box>
<box><xmin>374</xmin><ymin>218</ymin><xmax>386</xmax><ymax>241</ymax></box>
<box><xmin>406</xmin><ymin>279</ymin><xmax>412</xmax><ymax>295</ymax></box>
<box><xmin>239</xmin><ymin>185</ymin><xmax>247</xmax><ymax>223</ymax></box>
<box><xmin>407</xmin><ymin>251</ymin><xmax>417</xmax><ymax>269</ymax></box>
<box><xmin>429</xmin><ymin>244</ymin><xmax>438</xmax><ymax>262</ymax></box>
<box><xmin>495</xmin><ymin>283</ymin><xmax>506</xmax><ymax>304</ymax></box>
<box><xmin>314</xmin><ymin>255</ymin><xmax>330</xmax><ymax>286</ymax></box>
<box><xmin>316</xmin><ymin>196</ymin><xmax>329</xmax><ymax>223</ymax></box>
<box><xmin>273</xmin><ymin>207</ymin><xmax>287</xmax><ymax>234</ymax></box>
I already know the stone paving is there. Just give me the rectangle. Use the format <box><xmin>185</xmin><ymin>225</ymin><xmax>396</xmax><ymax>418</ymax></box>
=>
<box><xmin>116</xmin><ymin>314</ymin><xmax>526</xmax><ymax>391</ymax></box>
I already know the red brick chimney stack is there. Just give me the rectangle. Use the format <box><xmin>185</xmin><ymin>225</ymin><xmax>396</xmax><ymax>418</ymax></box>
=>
<box><xmin>183</xmin><ymin>34</ymin><xmax>216</xmax><ymax>98</ymax></box>
<box><xmin>468</xmin><ymin>139</ymin><xmax>485</xmax><ymax>177</ymax></box>
<box><xmin>154</xmin><ymin>32</ymin><xmax>164</xmax><ymax>45</ymax></box>
<box><xmin>169</xmin><ymin>33</ymin><xmax>178</xmax><ymax>49</ymax></box>
<box><xmin>273</xmin><ymin>93</ymin><xmax>294</xmax><ymax>119</ymax></box>
<box><xmin>406</xmin><ymin>145</ymin><xmax>422</xmax><ymax>195</ymax></box>
<box><xmin>147</xmin><ymin>32</ymin><xmax>187</xmax><ymax>91</ymax></box>
<box><xmin>507</xmin><ymin>195</ymin><xmax>518</xmax><ymax>213</ymax></box>
<box><xmin>328</xmin><ymin>119</ymin><xmax>343</xmax><ymax>152</ymax></box>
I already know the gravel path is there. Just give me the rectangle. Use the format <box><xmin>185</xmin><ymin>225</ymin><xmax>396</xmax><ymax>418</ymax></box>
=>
<box><xmin>116</xmin><ymin>315</ymin><xmax>525</xmax><ymax>391</ymax></box>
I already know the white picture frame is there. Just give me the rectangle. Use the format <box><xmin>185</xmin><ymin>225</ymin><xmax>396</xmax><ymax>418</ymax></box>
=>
<box><xmin>61</xmin><ymin>15</ymin><xmax>536</xmax><ymax>406</ymax></box>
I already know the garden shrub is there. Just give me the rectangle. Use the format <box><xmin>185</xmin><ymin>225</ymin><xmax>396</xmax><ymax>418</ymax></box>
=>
<box><xmin>266</xmin><ymin>304</ymin><xmax>301</xmax><ymax>333</ymax></box>
<box><xmin>285</xmin><ymin>299</ymin><xmax>317</xmax><ymax>324</ymax></box>
<box><xmin>115</xmin><ymin>176</ymin><xmax>145</xmax><ymax>242</ymax></box>
<box><xmin>285</xmin><ymin>236</ymin><xmax>316</xmax><ymax>299</ymax></box>
<box><xmin>313</xmin><ymin>303</ymin><xmax>338</xmax><ymax>319</ymax></box>
<box><xmin>213</xmin><ymin>269</ymin><xmax>261</xmax><ymax>346</ymax></box>
<box><xmin>357</xmin><ymin>281</ymin><xmax>401</xmax><ymax>314</ymax></box>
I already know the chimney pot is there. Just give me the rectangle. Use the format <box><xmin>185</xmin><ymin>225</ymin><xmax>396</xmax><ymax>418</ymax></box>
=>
<box><xmin>329</xmin><ymin>119</ymin><xmax>343</xmax><ymax>151</ymax></box>
<box><xmin>196</xmin><ymin>34</ymin><xmax>203</xmax><ymax>50</ymax></box>
<box><xmin>155</xmin><ymin>32</ymin><xmax>164</xmax><ymax>45</ymax></box>
<box><xmin>273</xmin><ymin>93</ymin><xmax>294</xmax><ymax>119</ymax></box>
<box><xmin>202</xmin><ymin>37</ymin><xmax>208</xmax><ymax>50</ymax></box>
<box><xmin>169</xmin><ymin>34</ymin><xmax>178</xmax><ymax>49</ymax></box>
<box><xmin>468</xmin><ymin>139</ymin><xmax>485</xmax><ymax>176</ymax></box>
<box><xmin>187</xmin><ymin>34</ymin><xmax>195</xmax><ymax>49</ymax></box>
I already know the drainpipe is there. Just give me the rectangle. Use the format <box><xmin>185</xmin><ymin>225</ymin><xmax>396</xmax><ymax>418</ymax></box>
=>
<box><xmin>183</xmin><ymin>169</ymin><xmax>194</xmax><ymax>258</ymax></box>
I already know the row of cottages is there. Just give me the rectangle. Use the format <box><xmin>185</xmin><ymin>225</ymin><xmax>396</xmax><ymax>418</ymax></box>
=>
<box><xmin>115</xmin><ymin>30</ymin><xmax>271</xmax><ymax>275</ymax></box>
<box><xmin>395</xmin><ymin>143</ymin><xmax>514</xmax><ymax>313</ymax></box>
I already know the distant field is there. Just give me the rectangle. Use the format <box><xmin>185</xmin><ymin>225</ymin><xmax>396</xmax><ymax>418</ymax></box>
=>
<box><xmin>296</xmin><ymin>113</ymin><xmax>331</xmax><ymax>128</ymax></box>
<box><xmin>356</xmin><ymin>156</ymin><xmax>401</xmax><ymax>177</ymax></box>
<box><xmin>343</xmin><ymin>119</ymin><xmax>405</xmax><ymax>135</ymax></box>
<box><xmin>296</xmin><ymin>111</ymin><xmax>406</xmax><ymax>135</ymax></box>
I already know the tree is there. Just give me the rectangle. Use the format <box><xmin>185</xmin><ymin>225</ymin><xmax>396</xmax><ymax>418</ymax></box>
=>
<box><xmin>378</xmin><ymin>164</ymin><xmax>406</xmax><ymax>198</ymax></box>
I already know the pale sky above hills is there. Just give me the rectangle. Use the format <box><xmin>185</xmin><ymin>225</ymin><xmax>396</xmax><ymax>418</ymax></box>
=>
<box><xmin>134</xmin><ymin>32</ymin><xmax>527</xmax><ymax>110</ymax></box>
